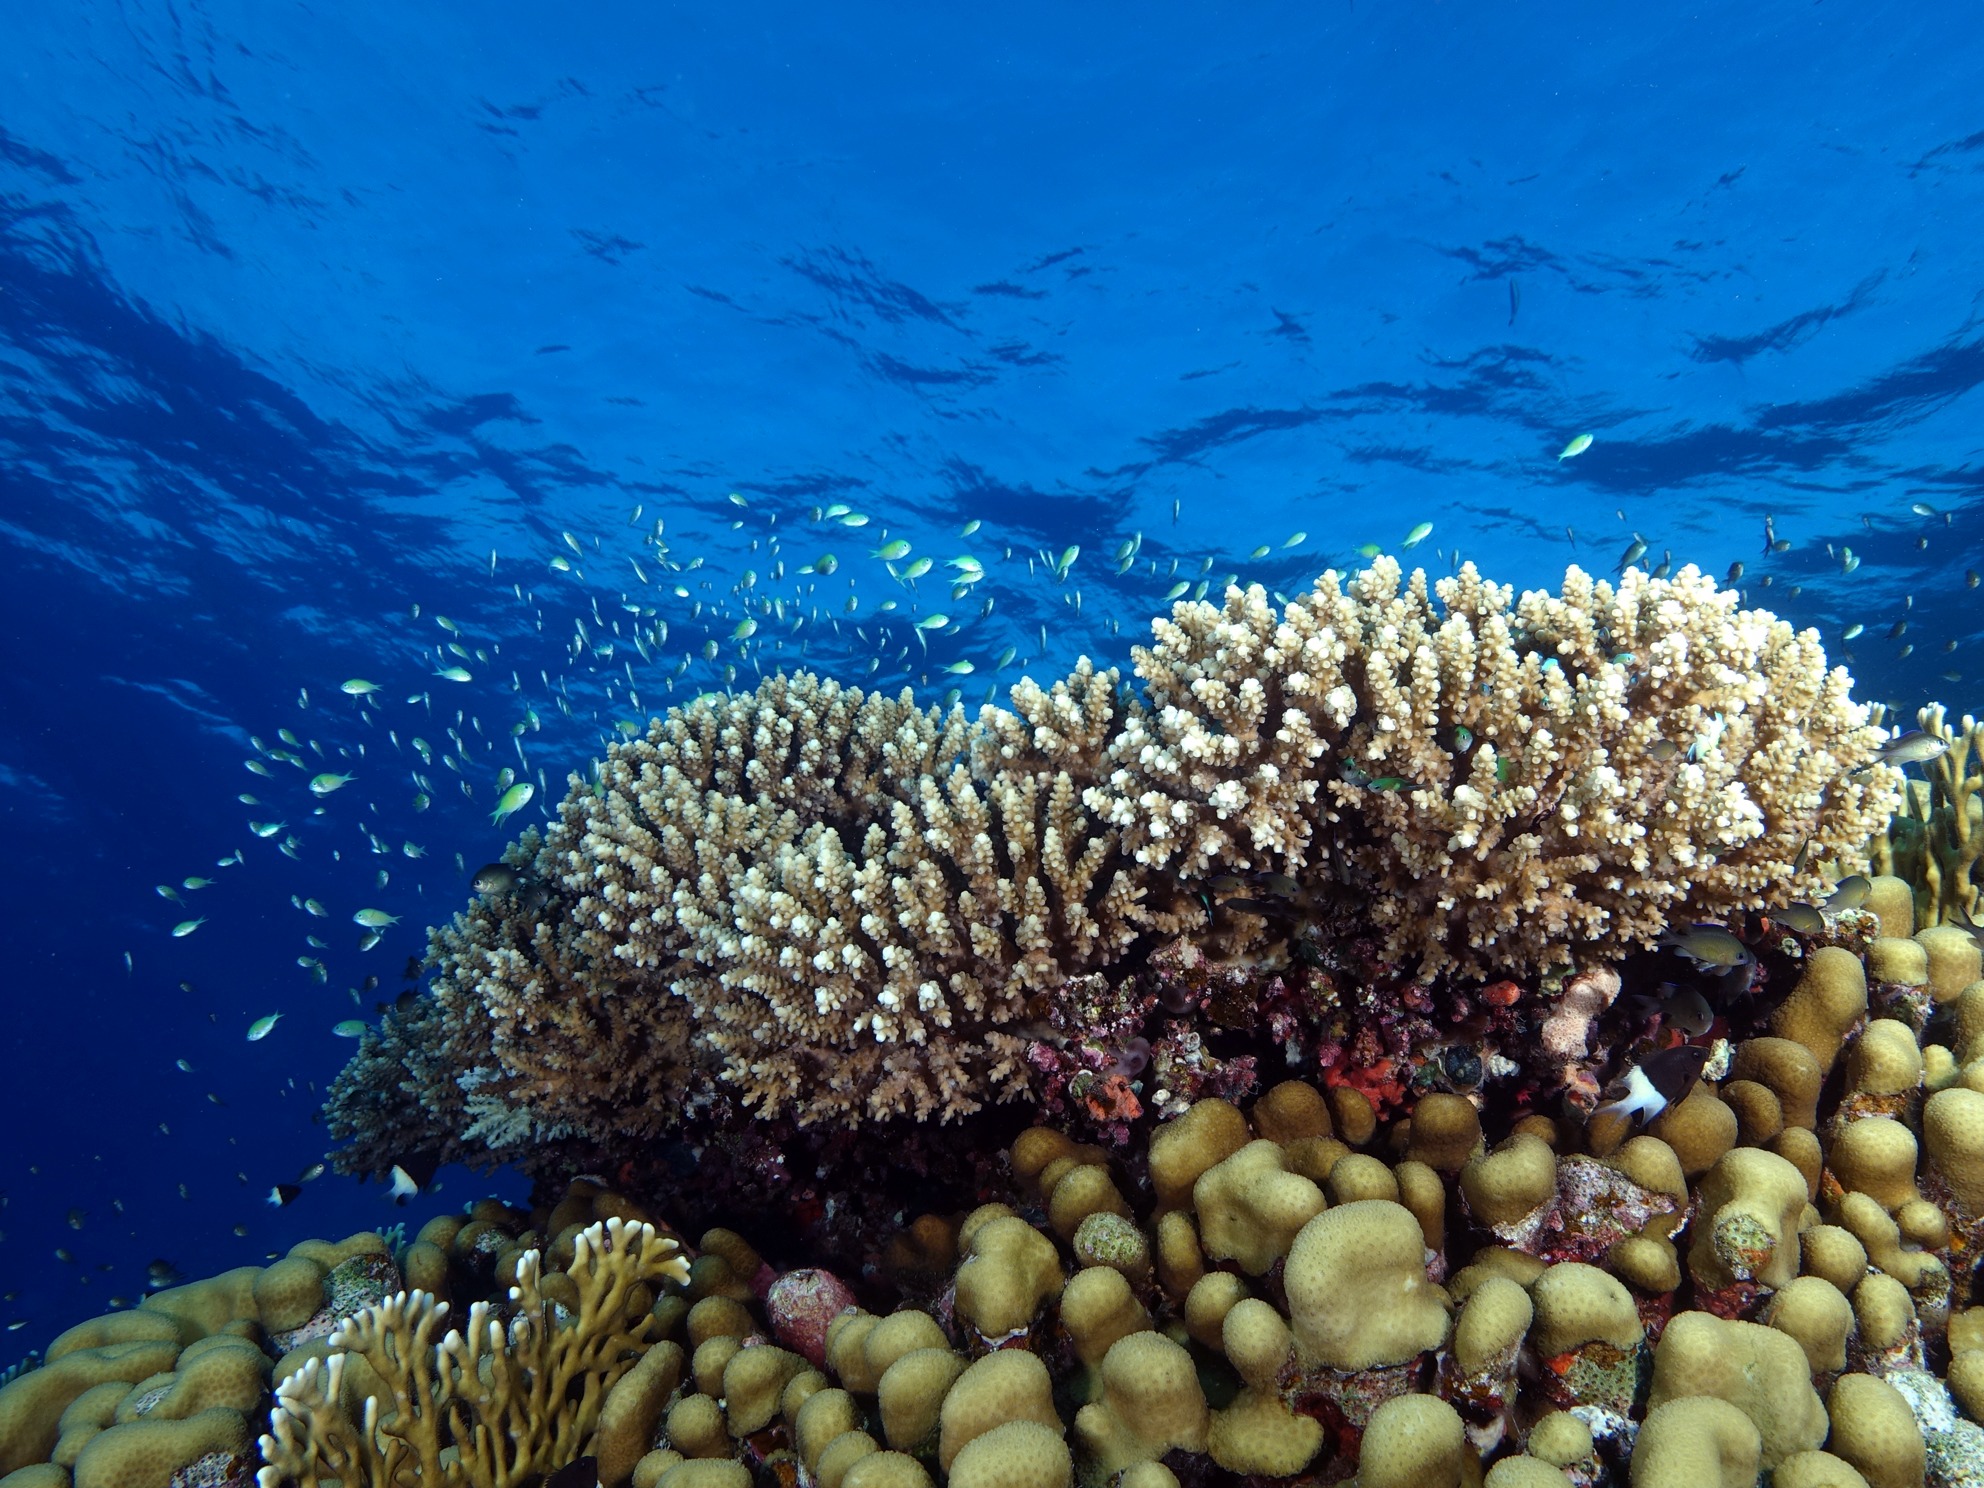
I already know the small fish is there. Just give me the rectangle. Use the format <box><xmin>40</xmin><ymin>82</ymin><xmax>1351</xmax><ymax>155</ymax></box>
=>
<box><xmin>434</xmin><ymin>666</ymin><xmax>473</xmax><ymax>683</ymax></box>
<box><xmin>1841</xmin><ymin>623</ymin><xmax>1864</xmax><ymax>641</ymax></box>
<box><xmin>490</xmin><ymin>781</ymin><xmax>536</xmax><ymax>825</ymax></box>
<box><xmin>171</xmin><ymin>918</ymin><xmax>206</xmax><ymax>938</ymax></box>
<box><xmin>1592</xmin><ymin>1044</ymin><xmax>1711</xmax><ymax>1125</ymax></box>
<box><xmin>1911</xmin><ymin>501</ymin><xmax>1940</xmax><ymax>517</ymax></box>
<box><xmin>942</xmin><ymin>660</ymin><xmax>975</xmax><ymax>675</ymax></box>
<box><xmin>915</xmin><ymin>614</ymin><xmax>950</xmax><ymax>631</ymax></box>
<box><xmin>1647</xmin><ymin>739</ymin><xmax>1680</xmax><ymax>762</ymax></box>
<box><xmin>959</xmin><ymin>518</ymin><xmax>982</xmax><ymax>536</ymax></box>
<box><xmin>1558</xmin><ymin>433</ymin><xmax>1594</xmax><ymax>460</ymax></box>
<box><xmin>899</xmin><ymin>556</ymin><xmax>934</xmax><ymax>580</ymax></box>
<box><xmin>247</xmin><ymin>1013</ymin><xmax>284</xmax><ymax>1041</ymax></box>
<box><xmin>1651</xmin><ymin>987</ymin><xmax>1716</xmax><ymax>1039</ymax></box>
<box><xmin>872</xmin><ymin>539</ymin><xmax>912</xmax><ymax>561</ymax></box>
<box><xmin>389</xmin><ymin>1165</ymin><xmax>421</xmax><ymax>1203</ymax></box>
<box><xmin>341</xmin><ymin>679</ymin><xmax>380</xmax><ymax>697</ymax></box>
<box><xmin>1855</xmin><ymin>729</ymin><xmax>1948</xmax><ymax>772</ymax></box>
<box><xmin>245</xmin><ymin>759</ymin><xmax>275</xmax><ymax>778</ymax></box>
<box><xmin>1660</xmin><ymin>924</ymin><xmax>1753</xmax><ymax>971</ymax></box>
<box><xmin>182</xmin><ymin>877</ymin><xmax>214</xmax><ymax>890</ymax></box>
<box><xmin>353</xmin><ymin>908</ymin><xmax>400</xmax><ymax>929</ymax></box>
<box><xmin>1772</xmin><ymin>903</ymin><xmax>1828</xmax><ymax>936</ymax></box>
<box><xmin>267</xmin><ymin>1184</ymin><xmax>301</xmax><ymax>1208</ymax></box>
<box><xmin>333</xmin><ymin>1019</ymin><xmax>367</xmax><ymax>1037</ymax></box>
<box><xmin>1368</xmin><ymin>776</ymin><xmax>1408</xmax><ymax>791</ymax></box>
<box><xmin>1616</xmin><ymin>535</ymin><xmax>1647</xmax><ymax>572</ymax></box>
<box><xmin>1823</xmin><ymin>875</ymin><xmax>1872</xmax><ymax>912</ymax></box>
<box><xmin>1163</xmin><ymin>581</ymin><xmax>1190</xmax><ymax>601</ymax></box>
<box><xmin>308</xmin><ymin>772</ymin><xmax>356</xmax><ymax>796</ymax></box>
<box><xmin>156</xmin><ymin>884</ymin><xmax>183</xmax><ymax>904</ymax></box>
<box><xmin>146</xmin><ymin>1259</ymin><xmax>181</xmax><ymax>1290</ymax></box>
<box><xmin>297</xmin><ymin>1161</ymin><xmax>326</xmax><ymax>1183</ymax></box>
<box><xmin>473</xmin><ymin>863</ymin><xmax>519</xmax><ymax>895</ymax></box>
<box><xmin>1283</xmin><ymin>531</ymin><xmax>1307</xmax><ymax>548</ymax></box>
<box><xmin>731</xmin><ymin>617</ymin><xmax>758</xmax><ymax>641</ymax></box>
<box><xmin>1401</xmin><ymin>522</ymin><xmax>1433</xmax><ymax>550</ymax></box>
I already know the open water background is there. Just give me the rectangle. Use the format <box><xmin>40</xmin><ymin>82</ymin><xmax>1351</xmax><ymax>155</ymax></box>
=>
<box><xmin>3</xmin><ymin>2</ymin><xmax>1982</xmax><ymax>1355</ymax></box>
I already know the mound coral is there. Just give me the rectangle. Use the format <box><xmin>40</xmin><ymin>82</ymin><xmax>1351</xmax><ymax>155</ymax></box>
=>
<box><xmin>327</xmin><ymin>561</ymin><xmax>1894</xmax><ymax>1176</ymax></box>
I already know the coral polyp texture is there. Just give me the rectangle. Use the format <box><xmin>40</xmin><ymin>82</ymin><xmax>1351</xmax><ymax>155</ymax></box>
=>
<box><xmin>326</xmin><ymin>560</ymin><xmax>1894</xmax><ymax>1177</ymax></box>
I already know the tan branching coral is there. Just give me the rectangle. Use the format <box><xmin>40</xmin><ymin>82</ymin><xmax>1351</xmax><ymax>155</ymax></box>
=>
<box><xmin>257</xmin><ymin>1218</ymin><xmax>686</xmax><ymax>1488</ymax></box>
<box><xmin>328</xmin><ymin>563</ymin><xmax>1895</xmax><ymax>1155</ymax></box>
<box><xmin>1089</xmin><ymin>558</ymin><xmax>1896</xmax><ymax>978</ymax></box>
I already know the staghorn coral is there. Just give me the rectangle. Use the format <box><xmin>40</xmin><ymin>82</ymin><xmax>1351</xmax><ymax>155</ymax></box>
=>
<box><xmin>257</xmin><ymin>1217</ymin><xmax>687</xmax><ymax>1488</ymax></box>
<box><xmin>328</xmin><ymin>562</ymin><xmax>1895</xmax><ymax>1169</ymax></box>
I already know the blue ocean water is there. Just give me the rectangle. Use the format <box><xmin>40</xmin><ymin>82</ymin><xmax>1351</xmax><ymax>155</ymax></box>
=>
<box><xmin>1</xmin><ymin>1</ymin><xmax>1979</xmax><ymax>1357</ymax></box>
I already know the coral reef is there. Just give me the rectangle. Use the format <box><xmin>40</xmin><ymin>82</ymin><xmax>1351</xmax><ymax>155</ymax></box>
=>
<box><xmin>1875</xmin><ymin>705</ymin><xmax>1984</xmax><ymax>931</ymax></box>
<box><xmin>258</xmin><ymin>1217</ymin><xmax>686</xmax><ymax>1488</ymax></box>
<box><xmin>31</xmin><ymin>566</ymin><xmax>1982</xmax><ymax>1486</ymax></box>
<box><xmin>327</xmin><ymin>561</ymin><xmax>1896</xmax><ymax>1185</ymax></box>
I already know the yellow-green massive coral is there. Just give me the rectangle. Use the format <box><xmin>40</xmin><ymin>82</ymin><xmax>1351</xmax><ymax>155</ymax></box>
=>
<box><xmin>328</xmin><ymin>562</ymin><xmax>1894</xmax><ymax>1152</ymax></box>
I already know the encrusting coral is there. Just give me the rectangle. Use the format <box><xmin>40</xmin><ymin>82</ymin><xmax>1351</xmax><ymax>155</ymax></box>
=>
<box><xmin>327</xmin><ymin>560</ymin><xmax>1896</xmax><ymax>1180</ymax></box>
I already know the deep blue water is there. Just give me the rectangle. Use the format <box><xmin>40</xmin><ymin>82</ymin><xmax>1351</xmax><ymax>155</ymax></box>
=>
<box><xmin>3</xmin><ymin>2</ymin><xmax>1981</xmax><ymax>1356</ymax></box>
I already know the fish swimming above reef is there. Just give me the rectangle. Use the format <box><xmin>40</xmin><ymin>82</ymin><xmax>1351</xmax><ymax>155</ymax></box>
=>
<box><xmin>388</xmin><ymin>1164</ymin><xmax>421</xmax><ymax>1204</ymax></box>
<box><xmin>472</xmin><ymin>862</ymin><xmax>519</xmax><ymax>895</ymax></box>
<box><xmin>1628</xmin><ymin>985</ymin><xmax>1715</xmax><ymax>1038</ymax></box>
<box><xmin>1824</xmin><ymin>875</ymin><xmax>1873</xmax><ymax>913</ymax></box>
<box><xmin>1659</xmin><ymin>924</ymin><xmax>1753</xmax><ymax>971</ymax></box>
<box><xmin>1770</xmin><ymin>903</ymin><xmax>1829</xmax><ymax>936</ymax></box>
<box><xmin>1593</xmin><ymin>1043</ymin><xmax>1712</xmax><ymax>1125</ymax></box>
<box><xmin>267</xmin><ymin>1184</ymin><xmax>301</xmax><ymax>1207</ymax></box>
<box><xmin>1852</xmin><ymin>729</ymin><xmax>1948</xmax><ymax>773</ymax></box>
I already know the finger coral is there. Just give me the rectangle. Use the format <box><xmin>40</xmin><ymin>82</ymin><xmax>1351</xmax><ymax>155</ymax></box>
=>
<box><xmin>257</xmin><ymin>1218</ymin><xmax>687</xmax><ymax>1488</ymax></box>
<box><xmin>327</xmin><ymin>561</ymin><xmax>1895</xmax><ymax>1171</ymax></box>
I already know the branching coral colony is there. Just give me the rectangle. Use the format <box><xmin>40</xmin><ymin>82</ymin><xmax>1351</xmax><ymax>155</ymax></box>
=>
<box><xmin>19</xmin><ymin>561</ymin><xmax>1984</xmax><ymax>1488</ymax></box>
<box><xmin>325</xmin><ymin>560</ymin><xmax>1895</xmax><ymax>1201</ymax></box>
